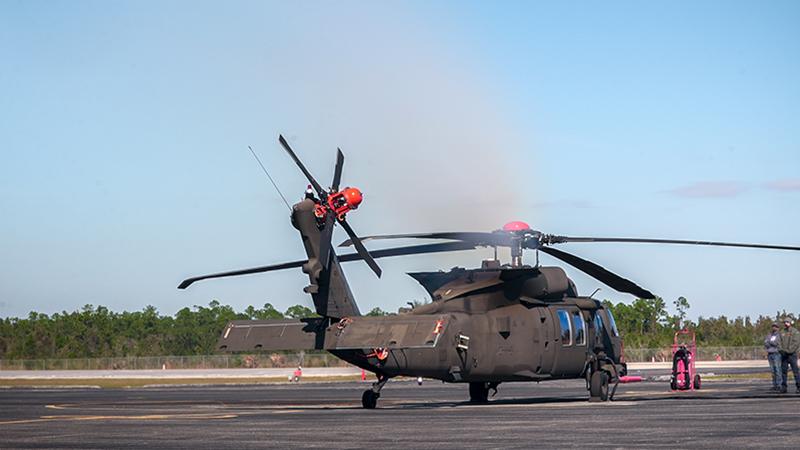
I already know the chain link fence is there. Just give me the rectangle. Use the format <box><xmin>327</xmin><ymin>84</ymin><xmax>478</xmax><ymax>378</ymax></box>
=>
<box><xmin>624</xmin><ymin>346</ymin><xmax>765</xmax><ymax>363</ymax></box>
<box><xmin>0</xmin><ymin>346</ymin><xmax>768</xmax><ymax>370</ymax></box>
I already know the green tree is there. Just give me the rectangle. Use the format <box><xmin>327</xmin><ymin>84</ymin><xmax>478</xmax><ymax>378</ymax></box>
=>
<box><xmin>284</xmin><ymin>305</ymin><xmax>318</xmax><ymax>319</ymax></box>
<box><xmin>365</xmin><ymin>307</ymin><xmax>388</xmax><ymax>316</ymax></box>
<box><xmin>673</xmin><ymin>296</ymin><xmax>690</xmax><ymax>327</ymax></box>
<box><xmin>245</xmin><ymin>303</ymin><xmax>284</xmax><ymax>320</ymax></box>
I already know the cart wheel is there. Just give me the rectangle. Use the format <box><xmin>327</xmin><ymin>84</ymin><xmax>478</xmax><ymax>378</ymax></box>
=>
<box><xmin>670</xmin><ymin>379</ymin><xmax>677</xmax><ymax>391</ymax></box>
<box><xmin>693</xmin><ymin>374</ymin><xmax>701</xmax><ymax>390</ymax></box>
<box><xmin>590</xmin><ymin>371</ymin><xmax>609</xmax><ymax>402</ymax></box>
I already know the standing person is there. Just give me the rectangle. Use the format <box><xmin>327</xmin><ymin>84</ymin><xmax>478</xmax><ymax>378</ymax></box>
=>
<box><xmin>764</xmin><ymin>323</ymin><xmax>783</xmax><ymax>391</ymax></box>
<box><xmin>778</xmin><ymin>318</ymin><xmax>800</xmax><ymax>394</ymax></box>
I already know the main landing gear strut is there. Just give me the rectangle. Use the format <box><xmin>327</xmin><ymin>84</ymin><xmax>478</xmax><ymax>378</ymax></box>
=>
<box><xmin>362</xmin><ymin>374</ymin><xmax>389</xmax><ymax>409</ymax></box>
<box><xmin>469</xmin><ymin>382</ymin><xmax>500</xmax><ymax>403</ymax></box>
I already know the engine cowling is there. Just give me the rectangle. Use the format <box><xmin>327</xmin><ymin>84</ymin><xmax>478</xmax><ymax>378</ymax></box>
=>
<box><xmin>520</xmin><ymin>266</ymin><xmax>576</xmax><ymax>300</ymax></box>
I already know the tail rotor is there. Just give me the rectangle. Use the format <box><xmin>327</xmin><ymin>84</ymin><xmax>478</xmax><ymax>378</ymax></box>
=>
<box><xmin>278</xmin><ymin>135</ymin><xmax>381</xmax><ymax>277</ymax></box>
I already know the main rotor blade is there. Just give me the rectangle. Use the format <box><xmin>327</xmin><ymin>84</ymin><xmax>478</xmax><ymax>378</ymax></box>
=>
<box><xmin>331</xmin><ymin>148</ymin><xmax>344</xmax><ymax>192</ymax></box>
<box><xmin>278</xmin><ymin>134</ymin><xmax>326</xmax><ymax>198</ymax></box>
<box><xmin>340</xmin><ymin>232</ymin><xmax>511</xmax><ymax>248</ymax></box>
<box><xmin>538</xmin><ymin>246</ymin><xmax>655</xmax><ymax>299</ymax></box>
<box><xmin>178</xmin><ymin>259</ymin><xmax>307</xmax><ymax>289</ymax></box>
<box><xmin>338</xmin><ymin>218</ymin><xmax>382</xmax><ymax>277</ymax></box>
<box><xmin>545</xmin><ymin>235</ymin><xmax>800</xmax><ymax>251</ymax></box>
<box><xmin>338</xmin><ymin>240</ymin><xmax>479</xmax><ymax>262</ymax></box>
<box><xmin>179</xmin><ymin>241</ymin><xmax>478</xmax><ymax>289</ymax></box>
<box><xmin>317</xmin><ymin>213</ymin><xmax>336</xmax><ymax>270</ymax></box>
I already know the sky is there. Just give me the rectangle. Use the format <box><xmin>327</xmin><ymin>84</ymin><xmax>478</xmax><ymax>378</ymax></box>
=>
<box><xmin>1</xmin><ymin>0</ymin><xmax>798</xmax><ymax>321</ymax></box>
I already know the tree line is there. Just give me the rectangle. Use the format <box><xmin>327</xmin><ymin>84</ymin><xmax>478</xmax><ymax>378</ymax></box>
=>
<box><xmin>603</xmin><ymin>296</ymin><xmax>797</xmax><ymax>348</ymax></box>
<box><xmin>0</xmin><ymin>299</ymin><xmax>796</xmax><ymax>360</ymax></box>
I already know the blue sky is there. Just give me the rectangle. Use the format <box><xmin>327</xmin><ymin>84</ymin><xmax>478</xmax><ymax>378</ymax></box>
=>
<box><xmin>1</xmin><ymin>1</ymin><xmax>798</xmax><ymax>320</ymax></box>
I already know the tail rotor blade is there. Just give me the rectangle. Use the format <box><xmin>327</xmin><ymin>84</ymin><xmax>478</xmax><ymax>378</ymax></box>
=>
<box><xmin>331</xmin><ymin>148</ymin><xmax>344</xmax><ymax>192</ymax></box>
<box><xmin>278</xmin><ymin>134</ymin><xmax>326</xmax><ymax>198</ymax></box>
<box><xmin>538</xmin><ymin>246</ymin><xmax>655</xmax><ymax>299</ymax></box>
<box><xmin>338</xmin><ymin>218</ymin><xmax>382</xmax><ymax>277</ymax></box>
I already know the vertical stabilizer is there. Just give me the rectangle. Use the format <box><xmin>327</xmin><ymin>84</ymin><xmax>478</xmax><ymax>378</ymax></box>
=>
<box><xmin>292</xmin><ymin>199</ymin><xmax>360</xmax><ymax>318</ymax></box>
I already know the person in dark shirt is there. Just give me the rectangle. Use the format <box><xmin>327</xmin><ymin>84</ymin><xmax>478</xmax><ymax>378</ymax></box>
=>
<box><xmin>764</xmin><ymin>322</ymin><xmax>782</xmax><ymax>391</ymax></box>
<box><xmin>778</xmin><ymin>318</ymin><xmax>800</xmax><ymax>394</ymax></box>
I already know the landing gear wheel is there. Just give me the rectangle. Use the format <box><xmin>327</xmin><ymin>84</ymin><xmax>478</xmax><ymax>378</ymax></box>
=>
<box><xmin>469</xmin><ymin>382</ymin><xmax>489</xmax><ymax>403</ymax></box>
<box><xmin>361</xmin><ymin>389</ymin><xmax>379</xmax><ymax>409</ymax></box>
<box><xmin>693</xmin><ymin>374</ymin><xmax>701</xmax><ymax>390</ymax></box>
<box><xmin>590</xmin><ymin>371</ymin><xmax>609</xmax><ymax>402</ymax></box>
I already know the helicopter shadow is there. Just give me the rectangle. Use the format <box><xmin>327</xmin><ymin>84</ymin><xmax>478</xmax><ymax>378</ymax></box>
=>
<box><xmin>362</xmin><ymin>395</ymin><xmax>594</xmax><ymax>411</ymax></box>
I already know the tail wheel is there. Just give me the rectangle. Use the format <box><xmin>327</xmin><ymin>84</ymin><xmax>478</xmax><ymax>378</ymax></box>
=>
<box><xmin>590</xmin><ymin>371</ymin><xmax>609</xmax><ymax>402</ymax></box>
<box><xmin>693</xmin><ymin>374</ymin><xmax>701</xmax><ymax>390</ymax></box>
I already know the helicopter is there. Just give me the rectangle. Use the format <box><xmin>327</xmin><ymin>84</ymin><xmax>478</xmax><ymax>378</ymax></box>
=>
<box><xmin>179</xmin><ymin>135</ymin><xmax>800</xmax><ymax>408</ymax></box>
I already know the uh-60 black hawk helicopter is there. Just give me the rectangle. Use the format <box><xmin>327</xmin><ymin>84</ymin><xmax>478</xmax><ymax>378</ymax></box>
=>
<box><xmin>179</xmin><ymin>135</ymin><xmax>800</xmax><ymax>408</ymax></box>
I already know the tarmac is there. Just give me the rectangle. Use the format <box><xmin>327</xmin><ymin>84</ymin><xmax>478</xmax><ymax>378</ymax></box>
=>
<box><xmin>1</xmin><ymin>366</ymin><xmax>798</xmax><ymax>449</ymax></box>
<box><xmin>0</xmin><ymin>359</ymin><xmax>768</xmax><ymax>381</ymax></box>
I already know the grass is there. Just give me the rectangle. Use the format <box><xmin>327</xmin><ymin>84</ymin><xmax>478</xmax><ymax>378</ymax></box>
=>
<box><xmin>703</xmin><ymin>372</ymin><xmax>772</xmax><ymax>380</ymax></box>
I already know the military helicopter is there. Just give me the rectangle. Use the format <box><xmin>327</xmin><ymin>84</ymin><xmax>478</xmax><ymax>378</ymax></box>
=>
<box><xmin>179</xmin><ymin>135</ymin><xmax>800</xmax><ymax>408</ymax></box>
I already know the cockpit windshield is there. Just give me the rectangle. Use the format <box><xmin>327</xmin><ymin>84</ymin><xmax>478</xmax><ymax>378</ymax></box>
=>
<box><xmin>606</xmin><ymin>309</ymin><xmax>620</xmax><ymax>337</ymax></box>
<box><xmin>594</xmin><ymin>311</ymin><xmax>604</xmax><ymax>334</ymax></box>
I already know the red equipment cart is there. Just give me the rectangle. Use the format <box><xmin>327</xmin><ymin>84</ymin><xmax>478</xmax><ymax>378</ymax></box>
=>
<box><xmin>670</xmin><ymin>329</ymin><xmax>701</xmax><ymax>391</ymax></box>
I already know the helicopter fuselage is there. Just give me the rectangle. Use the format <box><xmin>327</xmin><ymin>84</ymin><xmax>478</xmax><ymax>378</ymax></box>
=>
<box><xmin>328</xmin><ymin>267</ymin><xmax>625</xmax><ymax>385</ymax></box>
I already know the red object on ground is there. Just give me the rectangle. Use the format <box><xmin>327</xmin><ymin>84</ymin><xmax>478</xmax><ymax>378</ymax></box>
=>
<box><xmin>671</xmin><ymin>329</ymin><xmax>701</xmax><ymax>391</ymax></box>
<box><xmin>618</xmin><ymin>375</ymin><xmax>643</xmax><ymax>383</ymax></box>
<box><xmin>502</xmin><ymin>221</ymin><xmax>531</xmax><ymax>232</ymax></box>
<box><xmin>361</xmin><ymin>369</ymin><xmax>366</xmax><ymax>381</ymax></box>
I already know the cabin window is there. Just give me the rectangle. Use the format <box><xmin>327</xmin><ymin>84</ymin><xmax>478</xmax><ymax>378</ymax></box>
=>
<box><xmin>606</xmin><ymin>309</ymin><xmax>620</xmax><ymax>337</ymax></box>
<box><xmin>557</xmin><ymin>310</ymin><xmax>572</xmax><ymax>346</ymax></box>
<box><xmin>572</xmin><ymin>311</ymin><xmax>586</xmax><ymax>346</ymax></box>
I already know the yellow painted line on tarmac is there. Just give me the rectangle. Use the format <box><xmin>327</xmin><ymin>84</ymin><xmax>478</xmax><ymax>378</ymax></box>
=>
<box><xmin>0</xmin><ymin>413</ymin><xmax>237</xmax><ymax>425</ymax></box>
<box><xmin>40</xmin><ymin>413</ymin><xmax>238</xmax><ymax>421</ymax></box>
<box><xmin>0</xmin><ymin>418</ymin><xmax>53</xmax><ymax>425</ymax></box>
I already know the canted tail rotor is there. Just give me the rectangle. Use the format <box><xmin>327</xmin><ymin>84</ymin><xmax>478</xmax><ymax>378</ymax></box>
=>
<box><xmin>278</xmin><ymin>135</ymin><xmax>381</xmax><ymax>277</ymax></box>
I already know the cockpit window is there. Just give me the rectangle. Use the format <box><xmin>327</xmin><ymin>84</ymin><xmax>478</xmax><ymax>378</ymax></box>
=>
<box><xmin>572</xmin><ymin>311</ymin><xmax>586</xmax><ymax>346</ymax></box>
<box><xmin>594</xmin><ymin>311</ymin><xmax>604</xmax><ymax>335</ymax></box>
<box><xmin>606</xmin><ymin>309</ymin><xmax>620</xmax><ymax>337</ymax></box>
<box><xmin>557</xmin><ymin>310</ymin><xmax>572</xmax><ymax>346</ymax></box>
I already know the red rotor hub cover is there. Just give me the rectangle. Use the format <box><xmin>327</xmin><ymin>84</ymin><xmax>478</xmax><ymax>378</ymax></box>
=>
<box><xmin>502</xmin><ymin>221</ymin><xmax>531</xmax><ymax>232</ymax></box>
<box><xmin>342</xmin><ymin>187</ymin><xmax>363</xmax><ymax>209</ymax></box>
